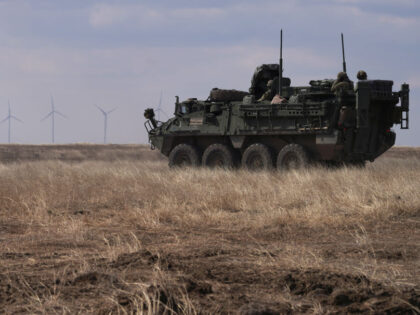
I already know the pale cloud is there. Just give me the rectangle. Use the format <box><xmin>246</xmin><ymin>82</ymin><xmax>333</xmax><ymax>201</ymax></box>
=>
<box><xmin>19</xmin><ymin>55</ymin><xmax>57</xmax><ymax>75</ymax></box>
<box><xmin>286</xmin><ymin>48</ymin><xmax>337</xmax><ymax>69</ymax></box>
<box><xmin>376</xmin><ymin>14</ymin><xmax>419</xmax><ymax>28</ymax></box>
<box><xmin>330</xmin><ymin>0</ymin><xmax>364</xmax><ymax>3</ymax></box>
<box><xmin>89</xmin><ymin>4</ymin><xmax>130</xmax><ymax>27</ymax></box>
<box><xmin>0</xmin><ymin>49</ymin><xmax>59</xmax><ymax>75</ymax></box>
<box><xmin>170</xmin><ymin>7</ymin><xmax>226</xmax><ymax>19</ymax></box>
<box><xmin>89</xmin><ymin>4</ymin><xmax>163</xmax><ymax>28</ymax></box>
<box><xmin>407</xmin><ymin>76</ymin><xmax>420</xmax><ymax>89</ymax></box>
<box><xmin>337</xmin><ymin>4</ymin><xmax>420</xmax><ymax>28</ymax></box>
<box><xmin>329</xmin><ymin>0</ymin><xmax>419</xmax><ymax>7</ymax></box>
<box><xmin>345</xmin><ymin>5</ymin><xmax>418</xmax><ymax>29</ymax></box>
<box><xmin>0</xmin><ymin>43</ymin><xmax>339</xmax><ymax>98</ymax></box>
<box><xmin>88</xmin><ymin>4</ymin><xmax>226</xmax><ymax>28</ymax></box>
<box><xmin>87</xmin><ymin>1</ymin><xmax>420</xmax><ymax>35</ymax></box>
<box><xmin>302</xmin><ymin>2</ymin><xmax>420</xmax><ymax>30</ymax></box>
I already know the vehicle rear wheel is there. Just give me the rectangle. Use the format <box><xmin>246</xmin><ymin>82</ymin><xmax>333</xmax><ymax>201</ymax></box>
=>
<box><xmin>241</xmin><ymin>143</ymin><xmax>274</xmax><ymax>170</ymax></box>
<box><xmin>202</xmin><ymin>144</ymin><xmax>236</xmax><ymax>168</ymax></box>
<box><xmin>168</xmin><ymin>144</ymin><xmax>200</xmax><ymax>168</ymax></box>
<box><xmin>277</xmin><ymin>144</ymin><xmax>309</xmax><ymax>170</ymax></box>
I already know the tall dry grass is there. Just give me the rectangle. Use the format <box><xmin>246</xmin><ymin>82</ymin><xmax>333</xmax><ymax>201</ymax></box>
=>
<box><xmin>0</xmin><ymin>157</ymin><xmax>419</xmax><ymax>231</ymax></box>
<box><xmin>0</xmin><ymin>155</ymin><xmax>419</xmax><ymax>313</ymax></box>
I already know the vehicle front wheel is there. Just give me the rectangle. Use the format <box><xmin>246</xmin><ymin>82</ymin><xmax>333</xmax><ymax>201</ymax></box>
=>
<box><xmin>202</xmin><ymin>144</ymin><xmax>236</xmax><ymax>168</ymax></box>
<box><xmin>168</xmin><ymin>144</ymin><xmax>201</xmax><ymax>168</ymax></box>
<box><xmin>276</xmin><ymin>144</ymin><xmax>309</xmax><ymax>170</ymax></box>
<box><xmin>241</xmin><ymin>143</ymin><xmax>274</xmax><ymax>170</ymax></box>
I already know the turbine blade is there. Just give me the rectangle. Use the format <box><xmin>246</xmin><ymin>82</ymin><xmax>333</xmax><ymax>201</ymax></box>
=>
<box><xmin>11</xmin><ymin>115</ymin><xmax>23</xmax><ymax>123</ymax></box>
<box><xmin>41</xmin><ymin>111</ymin><xmax>53</xmax><ymax>122</ymax></box>
<box><xmin>160</xmin><ymin>109</ymin><xmax>169</xmax><ymax>119</ymax></box>
<box><xmin>0</xmin><ymin>116</ymin><xmax>9</xmax><ymax>123</ymax></box>
<box><xmin>154</xmin><ymin>108</ymin><xmax>169</xmax><ymax>119</ymax></box>
<box><xmin>106</xmin><ymin>108</ymin><xmax>117</xmax><ymax>114</ymax></box>
<box><xmin>54</xmin><ymin>110</ymin><xmax>67</xmax><ymax>119</ymax></box>
<box><xmin>95</xmin><ymin>105</ymin><xmax>106</xmax><ymax>115</ymax></box>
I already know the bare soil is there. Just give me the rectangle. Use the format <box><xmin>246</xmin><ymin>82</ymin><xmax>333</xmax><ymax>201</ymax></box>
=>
<box><xmin>0</xmin><ymin>145</ymin><xmax>418</xmax><ymax>314</ymax></box>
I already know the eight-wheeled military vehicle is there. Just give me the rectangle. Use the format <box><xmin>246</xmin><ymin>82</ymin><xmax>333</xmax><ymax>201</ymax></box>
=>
<box><xmin>144</xmin><ymin>33</ymin><xmax>410</xmax><ymax>169</ymax></box>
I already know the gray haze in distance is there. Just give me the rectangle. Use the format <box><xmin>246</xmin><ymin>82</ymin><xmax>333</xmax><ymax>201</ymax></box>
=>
<box><xmin>0</xmin><ymin>0</ymin><xmax>419</xmax><ymax>145</ymax></box>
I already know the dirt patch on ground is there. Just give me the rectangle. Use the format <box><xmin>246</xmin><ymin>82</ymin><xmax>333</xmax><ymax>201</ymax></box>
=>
<box><xmin>2</xmin><ymin>235</ymin><xmax>418</xmax><ymax>314</ymax></box>
<box><xmin>282</xmin><ymin>269</ymin><xmax>419</xmax><ymax>313</ymax></box>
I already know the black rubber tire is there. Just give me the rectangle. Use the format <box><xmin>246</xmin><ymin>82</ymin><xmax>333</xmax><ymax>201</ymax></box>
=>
<box><xmin>276</xmin><ymin>144</ymin><xmax>309</xmax><ymax>170</ymax></box>
<box><xmin>168</xmin><ymin>144</ymin><xmax>200</xmax><ymax>168</ymax></box>
<box><xmin>202</xmin><ymin>144</ymin><xmax>236</xmax><ymax>169</ymax></box>
<box><xmin>209</xmin><ymin>88</ymin><xmax>249</xmax><ymax>102</ymax></box>
<box><xmin>241</xmin><ymin>143</ymin><xmax>274</xmax><ymax>170</ymax></box>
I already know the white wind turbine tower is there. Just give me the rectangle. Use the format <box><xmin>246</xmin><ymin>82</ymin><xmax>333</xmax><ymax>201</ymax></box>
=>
<box><xmin>95</xmin><ymin>105</ymin><xmax>116</xmax><ymax>144</ymax></box>
<box><xmin>155</xmin><ymin>91</ymin><xmax>168</xmax><ymax>122</ymax></box>
<box><xmin>1</xmin><ymin>100</ymin><xmax>23</xmax><ymax>144</ymax></box>
<box><xmin>41</xmin><ymin>96</ymin><xmax>67</xmax><ymax>144</ymax></box>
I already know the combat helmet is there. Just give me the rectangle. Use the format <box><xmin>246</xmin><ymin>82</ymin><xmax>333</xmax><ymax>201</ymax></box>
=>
<box><xmin>357</xmin><ymin>70</ymin><xmax>367</xmax><ymax>80</ymax></box>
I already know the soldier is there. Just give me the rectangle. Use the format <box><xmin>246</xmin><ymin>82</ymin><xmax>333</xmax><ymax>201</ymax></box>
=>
<box><xmin>357</xmin><ymin>70</ymin><xmax>367</xmax><ymax>80</ymax></box>
<box><xmin>271</xmin><ymin>94</ymin><xmax>287</xmax><ymax>104</ymax></box>
<box><xmin>257</xmin><ymin>79</ymin><xmax>273</xmax><ymax>102</ymax></box>
<box><xmin>331</xmin><ymin>72</ymin><xmax>353</xmax><ymax>93</ymax></box>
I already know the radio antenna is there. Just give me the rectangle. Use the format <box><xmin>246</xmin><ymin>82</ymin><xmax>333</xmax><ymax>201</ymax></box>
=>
<box><xmin>341</xmin><ymin>33</ymin><xmax>347</xmax><ymax>73</ymax></box>
<box><xmin>279</xmin><ymin>29</ymin><xmax>283</xmax><ymax>97</ymax></box>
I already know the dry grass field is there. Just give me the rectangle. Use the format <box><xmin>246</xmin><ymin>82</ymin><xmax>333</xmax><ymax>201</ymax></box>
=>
<box><xmin>0</xmin><ymin>145</ymin><xmax>419</xmax><ymax>314</ymax></box>
<box><xmin>0</xmin><ymin>144</ymin><xmax>165</xmax><ymax>163</ymax></box>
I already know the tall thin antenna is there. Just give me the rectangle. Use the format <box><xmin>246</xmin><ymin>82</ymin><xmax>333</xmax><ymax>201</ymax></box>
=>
<box><xmin>341</xmin><ymin>33</ymin><xmax>347</xmax><ymax>73</ymax></box>
<box><xmin>279</xmin><ymin>29</ymin><xmax>283</xmax><ymax>97</ymax></box>
<box><xmin>41</xmin><ymin>96</ymin><xmax>67</xmax><ymax>143</ymax></box>
<box><xmin>95</xmin><ymin>105</ymin><xmax>116</xmax><ymax>144</ymax></box>
<box><xmin>1</xmin><ymin>100</ymin><xmax>23</xmax><ymax>144</ymax></box>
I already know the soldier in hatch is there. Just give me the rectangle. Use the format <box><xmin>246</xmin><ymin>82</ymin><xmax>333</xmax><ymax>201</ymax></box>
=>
<box><xmin>331</xmin><ymin>71</ymin><xmax>353</xmax><ymax>93</ymax></box>
<box><xmin>357</xmin><ymin>70</ymin><xmax>367</xmax><ymax>80</ymax></box>
<box><xmin>271</xmin><ymin>93</ymin><xmax>287</xmax><ymax>104</ymax></box>
<box><xmin>332</xmin><ymin>72</ymin><xmax>356</xmax><ymax>128</ymax></box>
<box><xmin>258</xmin><ymin>79</ymin><xmax>274</xmax><ymax>102</ymax></box>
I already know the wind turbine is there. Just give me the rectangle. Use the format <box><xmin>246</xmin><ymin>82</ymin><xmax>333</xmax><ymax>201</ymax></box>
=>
<box><xmin>95</xmin><ymin>105</ymin><xmax>116</xmax><ymax>144</ymax></box>
<box><xmin>154</xmin><ymin>90</ymin><xmax>168</xmax><ymax>121</ymax></box>
<box><xmin>41</xmin><ymin>96</ymin><xmax>67</xmax><ymax>144</ymax></box>
<box><xmin>1</xmin><ymin>100</ymin><xmax>23</xmax><ymax>144</ymax></box>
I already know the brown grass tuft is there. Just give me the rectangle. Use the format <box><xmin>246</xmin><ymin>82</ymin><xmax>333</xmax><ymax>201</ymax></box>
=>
<box><xmin>0</xmin><ymin>147</ymin><xmax>419</xmax><ymax>313</ymax></box>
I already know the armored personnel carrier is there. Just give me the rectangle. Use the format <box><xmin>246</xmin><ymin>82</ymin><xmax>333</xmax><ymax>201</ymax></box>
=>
<box><xmin>144</xmin><ymin>34</ymin><xmax>410</xmax><ymax>169</ymax></box>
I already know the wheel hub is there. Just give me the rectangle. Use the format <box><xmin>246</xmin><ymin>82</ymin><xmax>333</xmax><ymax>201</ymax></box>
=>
<box><xmin>208</xmin><ymin>153</ymin><xmax>225</xmax><ymax>167</ymax></box>
<box><xmin>176</xmin><ymin>154</ymin><xmax>191</xmax><ymax>166</ymax></box>
<box><xmin>248</xmin><ymin>153</ymin><xmax>264</xmax><ymax>169</ymax></box>
<box><xmin>283</xmin><ymin>153</ymin><xmax>299</xmax><ymax>169</ymax></box>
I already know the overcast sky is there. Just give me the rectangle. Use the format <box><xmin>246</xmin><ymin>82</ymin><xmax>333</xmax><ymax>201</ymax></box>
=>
<box><xmin>0</xmin><ymin>0</ymin><xmax>418</xmax><ymax>145</ymax></box>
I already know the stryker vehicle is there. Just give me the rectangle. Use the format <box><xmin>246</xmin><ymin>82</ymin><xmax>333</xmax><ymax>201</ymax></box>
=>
<box><xmin>144</xmin><ymin>33</ymin><xmax>410</xmax><ymax>169</ymax></box>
